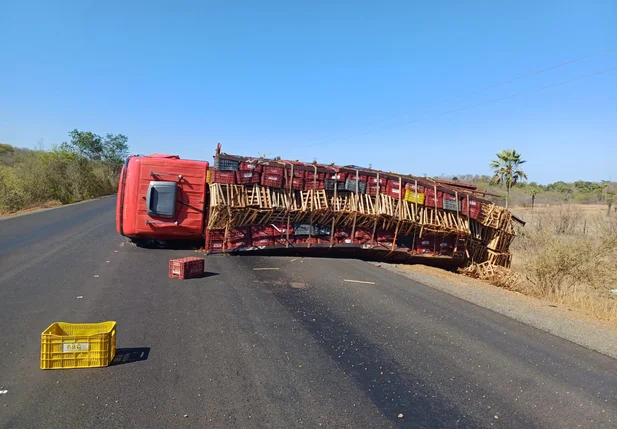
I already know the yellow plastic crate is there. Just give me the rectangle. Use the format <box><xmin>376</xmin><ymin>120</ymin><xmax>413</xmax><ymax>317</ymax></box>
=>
<box><xmin>404</xmin><ymin>190</ymin><xmax>425</xmax><ymax>204</ymax></box>
<box><xmin>40</xmin><ymin>321</ymin><xmax>116</xmax><ymax>370</ymax></box>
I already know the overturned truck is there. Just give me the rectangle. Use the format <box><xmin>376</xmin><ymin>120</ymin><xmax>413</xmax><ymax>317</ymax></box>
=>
<box><xmin>117</xmin><ymin>144</ymin><xmax>519</xmax><ymax>267</ymax></box>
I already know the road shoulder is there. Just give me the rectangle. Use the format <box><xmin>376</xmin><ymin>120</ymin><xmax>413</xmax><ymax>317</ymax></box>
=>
<box><xmin>376</xmin><ymin>262</ymin><xmax>617</xmax><ymax>360</ymax></box>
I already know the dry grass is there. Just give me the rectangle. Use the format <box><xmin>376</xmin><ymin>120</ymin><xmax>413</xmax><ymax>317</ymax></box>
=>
<box><xmin>0</xmin><ymin>200</ymin><xmax>63</xmax><ymax>216</ymax></box>
<box><xmin>509</xmin><ymin>204</ymin><xmax>617</xmax><ymax>323</ymax></box>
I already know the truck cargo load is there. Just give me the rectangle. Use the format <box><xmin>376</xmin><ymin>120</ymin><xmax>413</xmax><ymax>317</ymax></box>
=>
<box><xmin>116</xmin><ymin>145</ymin><xmax>519</xmax><ymax>268</ymax></box>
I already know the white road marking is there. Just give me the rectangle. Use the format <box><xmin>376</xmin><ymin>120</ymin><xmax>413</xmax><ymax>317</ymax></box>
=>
<box><xmin>343</xmin><ymin>279</ymin><xmax>376</xmax><ymax>285</ymax></box>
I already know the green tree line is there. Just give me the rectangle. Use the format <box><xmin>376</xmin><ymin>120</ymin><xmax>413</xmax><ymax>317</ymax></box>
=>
<box><xmin>0</xmin><ymin>130</ymin><xmax>129</xmax><ymax>213</ymax></box>
<box><xmin>445</xmin><ymin>174</ymin><xmax>616</xmax><ymax>208</ymax></box>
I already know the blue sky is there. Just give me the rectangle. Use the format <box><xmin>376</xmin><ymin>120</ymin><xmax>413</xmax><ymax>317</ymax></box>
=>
<box><xmin>1</xmin><ymin>1</ymin><xmax>616</xmax><ymax>184</ymax></box>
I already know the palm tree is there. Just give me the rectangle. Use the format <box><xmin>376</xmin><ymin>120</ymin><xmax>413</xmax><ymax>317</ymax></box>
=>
<box><xmin>490</xmin><ymin>149</ymin><xmax>528</xmax><ymax>209</ymax></box>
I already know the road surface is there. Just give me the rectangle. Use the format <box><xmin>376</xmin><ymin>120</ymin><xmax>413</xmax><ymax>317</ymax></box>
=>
<box><xmin>0</xmin><ymin>198</ymin><xmax>615</xmax><ymax>428</ymax></box>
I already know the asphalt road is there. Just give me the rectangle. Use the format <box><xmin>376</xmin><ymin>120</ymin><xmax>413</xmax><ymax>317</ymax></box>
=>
<box><xmin>0</xmin><ymin>198</ymin><xmax>615</xmax><ymax>428</ymax></box>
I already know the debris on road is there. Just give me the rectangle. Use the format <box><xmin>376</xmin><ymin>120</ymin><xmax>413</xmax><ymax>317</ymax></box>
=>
<box><xmin>253</xmin><ymin>267</ymin><xmax>280</xmax><ymax>271</ymax></box>
<box><xmin>76</xmin><ymin>296</ymin><xmax>83</xmax><ymax>299</ymax></box>
<box><xmin>398</xmin><ymin>413</ymin><xmax>404</xmax><ymax>419</ymax></box>
<box><xmin>94</xmin><ymin>275</ymin><xmax>99</xmax><ymax>278</ymax></box>
<box><xmin>344</xmin><ymin>279</ymin><xmax>376</xmax><ymax>285</ymax></box>
<box><xmin>459</xmin><ymin>261</ymin><xmax>518</xmax><ymax>289</ymax></box>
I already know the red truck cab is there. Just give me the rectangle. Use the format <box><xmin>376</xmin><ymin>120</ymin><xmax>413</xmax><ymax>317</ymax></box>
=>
<box><xmin>116</xmin><ymin>154</ymin><xmax>209</xmax><ymax>240</ymax></box>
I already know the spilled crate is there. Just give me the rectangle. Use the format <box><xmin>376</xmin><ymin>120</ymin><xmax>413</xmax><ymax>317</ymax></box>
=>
<box><xmin>40</xmin><ymin>321</ymin><xmax>117</xmax><ymax>369</ymax></box>
<box><xmin>169</xmin><ymin>257</ymin><xmax>205</xmax><ymax>279</ymax></box>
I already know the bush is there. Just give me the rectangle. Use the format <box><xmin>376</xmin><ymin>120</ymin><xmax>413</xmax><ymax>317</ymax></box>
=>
<box><xmin>524</xmin><ymin>235</ymin><xmax>594</xmax><ymax>297</ymax></box>
<box><xmin>510</xmin><ymin>205</ymin><xmax>617</xmax><ymax>321</ymax></box>
<box><xmin>0</xmin><ymin>148</ymin><xmax>120</xmax><ymax>213</ymax></box>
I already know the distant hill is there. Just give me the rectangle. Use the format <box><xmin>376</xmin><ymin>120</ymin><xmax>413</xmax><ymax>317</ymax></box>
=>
<box><xmin>0</xmin><ymin>144</ymin><xmax>38</xmax><ymax>167</ymax></box>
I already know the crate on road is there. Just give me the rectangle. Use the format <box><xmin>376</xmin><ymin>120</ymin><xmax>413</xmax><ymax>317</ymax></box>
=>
<box><xmin>40</xmin><ymin>321</ymin><xmax>117</xmax><ymax>369</ymax></box>
<box><xmin>169</xmin><ymin>257</ymin><xmax>205</xmax><ymax>279</ymax></box>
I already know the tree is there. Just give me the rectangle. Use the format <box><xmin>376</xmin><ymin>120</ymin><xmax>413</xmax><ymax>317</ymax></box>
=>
<box><xmin>607</xmin><ymin>190</ymin><xmax>616</xmax><ymax>216</ymax></box>
<box><xmin>528</xmin><ymin>187</ymin><xmax>539</xmax><ymax>210</ymax></box>
<box><xmin>489</xmin><ymin>149</ymin><xmax>527</xmax><ymax>209</ymax></box>
<box><xmin>58</xmin><ymin>129</ymin><xmax>129</xmax><ymax>182</ymax></box>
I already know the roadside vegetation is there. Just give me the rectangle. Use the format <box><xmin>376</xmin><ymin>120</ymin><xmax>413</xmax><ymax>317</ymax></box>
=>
<box><xmin>0</xmin><ymin>130</ymin><xmax>128</xmax><ymax>214</ymax></box>
<box><xmin>452</xmin><ymin>148</ymin><xmax>617</xmax><ymax>323</ymax></box>
<box><xmin>509</xmin><ymin>204</ymin><xmax>617</xmax><ymax>322</ymax></box>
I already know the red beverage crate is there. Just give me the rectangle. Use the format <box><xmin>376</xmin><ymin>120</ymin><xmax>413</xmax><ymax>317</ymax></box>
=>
<box><xmin>387</xmin><ymin>187</ymin><xmax>403</xmax><ymax>199</ymax></box>
<box><xmin>263</xmin><ymin>165</ymin><xmax>284</xmax><ymax>175</ymax></box>
<box><xmin>261</xmin><ymin>174</ymin><xmax>284</xmax><ymax>188</ymax></box>
<box><xmin>376</xmin><ymin>229</ymin><xmax>395</xmax><ymax>243</ymax></box>
<box><xmin>207</xmin><ymin>240</ymin><xmax>224</xmax><ymax>251</ymax></box>
<box><xmin>236</xmin><ymin>171</ymin><xmax>261</xmax><ymax>184</ymax></box>
<box><xmin>290</xmin><ymin>169</ymin><xmax>306</xmax><ymax>179</ymax></box>
<box><xmin>291</xmin><ymin>177</ymin><xmax>305</xmax><ymax>190</ymax></box>
<box><xmin>252</xmin><ymin>237</ymin><xmax>274</xmax><ymax>247</ymax></box>
<box><xmin>294</xmin><ymin>235</ymin><xmax>317</xmax><ymax>245</ymax></box>
<box><xmin>304</xmin><ymin>180</ymin><xmax>325</xmax><ymax>190</ymax></box>
<box><xmin>355</xmin><ymin>227</ymin><xmax>373</xmax><ymax>241</ymax></box>
<box><xmin>239</xmin><ymin>161</ymin><xmax>263</xmax><ymax>172</ymax></box>
<box><xmin>205</xmin><ymin>228</ymin><xmax>225</xmax><ymax>251</ymax></box>
<box><xmin>415</xmin><ymin>236</ymin><xmax>436</xmax><ymax>255</ymax></box>
<box><xmin>227</xmin><ymin>226</ymin><xmax>251</xmax><ymax>240</ymax></box>
<box><xmin>251</xmin><ymin>225</ymin><xmax>274</xmax><ymax>238</ymax></box>
<box><xmin>327</xmin><ymin>172</ymin><xmax>347</xmax><ymax>181</ymax></box>
<box><xmin>226</xmin><ymin>238</ymin><xmax>252</xmax><ymax>249</ymax></box>
<box><xmin>169</xmin><ymin>257</ymin><xmax>204</xmax><ymax>279</ymax></box>
<box><xmin>437</xmin><ymin>236</ymin><xmax>456</xmax><ymax>256</ymax></box>
<box><xmin>368</xmin><ymin>176</ymin><xmax>387</xmax><ymax>185</ymax></box>
<box><xmin>337</xmin><ymin>236</ymin><xmax>355</xmax><ymax>245</ymax></box>
<box><xmin>405</xmin><ymin>183</ymin><xmax>425</xmax><ymax>193</ymax></box>
<box><xmin>271</xmin><ymin>223</ymin><xmax>293</xmax><ymax>236</ymax></box>
<box><xmin>350</xmin><ymin>174</ymin><xmax>368</xmax><ymax>182</ymax></box>
<box><xmin>213</xmin><ymin>170</ymin><xmax>236</xmax><ymax>184</ymax></box>
<box><xmin>306</xmin><ymin>171</ymin><xmax>325</xmax><ymax>181</ymax></box>
<box><xmin>462</xmin><ymin>199</ymin><xmax>482</xmax><ymax>219</ymax></box>
<box><xmin>334</xmin><ymin>227</ymin><xmax>352</xmax><ymax>238</ymax></box>
<box><xmin>425</xmin><ymin>192</ymin><xmax>444</xmax><ymax>209</ymax></box>
<box><xmin>206</xmin><ymin>228</ymin><xmax>226</xmax><ymax>241</ymax></box>
<box><xmin>274</xmin><ymin>235</ymin><xmax>295</xmax><ymax>246</ymax></box>
<box><xmin>366</xmin><ymin>184</ymin><xmax>381</xmax><ymax>196</ymax></box>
